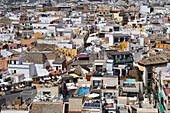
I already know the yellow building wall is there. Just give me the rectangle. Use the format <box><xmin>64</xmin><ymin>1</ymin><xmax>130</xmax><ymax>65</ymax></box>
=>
<box><xmin>113</xmin><ymin>13</ymin><xmax>119</xmax><ymax>19</ymax></box>
<box><xmin>152</xmin><ymin>67</ymin><xmax>156</xmax><ymax>90</ymax></box>
<box><xmin>66</xmin><ymin>62</ymin><xmax>73</xmax><ymax>70</ymax></box>
<box><xmin>0</xmin><ymin>60</ymin><xmax>8</xmax><ymax>70</ymax></box>
<box><xmin>109</xmin><ymin>42</ymin><xmax>128</xmax><ymax>50</ymax></box>
<box><xmin>139</xmin><ymin>65</ymin><xmax>145</xmax><ymax>71</ymax></box>
<box><xmin>118</xmin><ymin>17</ymin><xmax>123</xmax><ymax>22</ymax></box>
<box><xmin>121</xmin><ymin>42</ymin><xmax>128</xmax><ymax>50</ymax></box>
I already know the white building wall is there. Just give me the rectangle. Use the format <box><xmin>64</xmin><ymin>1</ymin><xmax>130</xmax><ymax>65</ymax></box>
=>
<box><xmin>35</xmin><ymin>64</ymin><xmax>49</xmax><ymax>76</ymax></box>
<box><xmin>0</xmin><ymin>49</ymin><xmax>13</xmax><ymax>57</ymax></box>
<box><xmin>63</xmin><ymin>32</ymin><xmax>72</xmax><ymax>37</ymax></box>
<box><xmin>48</xmin><ymin>26</ymin><xmax>56</xmax><ymax>36</ymax></box>
<box><xmin>11</xmin><ymin>75</ymin><xmax>25</xmax><ymax>83</ymax></box>
<box><xmin>104</xmin><ymin>26</ymin><xmax>113</xmax><ymax>32</ymax></box>
<box><xmin>140</xmin><ymin>6</ymin><xmax>150</xmax><ymax>14</ymax></box>
<box><xmin>57</xmin><ymin>44</ymin><xmax>74</xmax><ymax>49</ymax></box>
<box><xmin>33</xmin><ymin>29</ymin><xmax>48</xmax><ymax>35</ymax></box>
<box><xmin>138</xmin><ymin>38</ymin><xmax>144</xmax><ymax>47</ymax></box>
<box><xmin>38</xmin><ymin>17</ymin><xmax>59</xmax><ymax>23</ymax></box>
<box><xmin>8</xmin><ymin>62</ymin><xmax>37</xmax><ymax>79</ymax></box>
<box><xmin>53</xmin><ymin>64</ymin><xmax>62</xmax><ymax>70</ymax></box>
<box><xmin>8</xmin><ymin>64</ymin><xmax>30</xmax><ymax>78</ymax></box>
<box><xmin>108</xmin><ymin>34</ymin><xmax>113</xmax><ymax>46</ymax></box>
<box><xmin>0</xmin><ymin>34</ymin><xmax>15</xmax><ymax>41</ymax></box>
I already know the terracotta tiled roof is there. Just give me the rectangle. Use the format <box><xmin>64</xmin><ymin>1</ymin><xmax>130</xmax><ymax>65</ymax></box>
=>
<box><xmin>20</xmin><ymin>39</ymin><xmax>36</xmax><ymax>45</ymax></box>
<box><xmin>29</xmin><ymin>102</ymin><xmax>63</xmax><ymax>113</ymax></box>
<box><xmin>155</xmin><ymin>44</ymin><xmax>168</xmax><ymax>49</ymax></box>
<box><xmin>0</xmin><ymin>45</ymin><xmax>3</xmax><ymax>49</ymax></box>
<box><xmin>9</xmin><ymin>57</ymin><xmax>21</xmax><ymax>60</ymax></box>
<box><xmin>52</xmin><ymin>18</ymin><xmax>59</xmax><ymax>22</ymax></box>
<box><xmin>156</xmin><ymin>39</ymin><xmax>167</xmax><ymax>41</ymax></box>
<box><xmin>138</xmin><ymin>55</ymin><xmax>168</xmax><ymax>66</ymax></box>
<box><xmin>7</xmin><ymin>44</ymin><xmax>17</xmax><ymax>47</ymax></box>
<box><xmin>25</xmin><ymin>52</ymin><xmax>46</xmax><ymax>64</ymax></box>
<box><xmin>8</xmin><ymin>49</ymin><xmax>21</xmax><ymax>55</ymax></box>
<box><xmin>160</xmin><ymin>53</ymin><xmax>170</xmax><ymax>60</ymax></box>
<box><xmin>74</xmin><ymin>29</ymin><xmax>79</xmax><ymax>33</ymax></box>
<box><xmin>0</xmin><ymin>17</ymin><xmax>12</xmax><ymax>25</ymax></box>
<box><xmin>31</xmin><ymin>32</ymin><xmax>45</xmax><ymax>38</ymax></box>
<box><xmin>54</xmin><ymin>36</ymin><xmax>71</xmax><ymax>38</ymax></box>
<box><xmin>52</xmin><ymin>58</ymin><xmax>65</xmax><ymax>64</ymax></box>
<box><xmin>31</xmin><ymin>43</ymin><xmax>56</xmax><ymax>52</ymax></box>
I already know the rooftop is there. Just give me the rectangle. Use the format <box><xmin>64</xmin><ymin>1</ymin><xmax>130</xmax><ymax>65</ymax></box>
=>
<box><xmin>138</xmin><ymin>55</ymin><xmax>168</xmax><ymax>66</ymax></box>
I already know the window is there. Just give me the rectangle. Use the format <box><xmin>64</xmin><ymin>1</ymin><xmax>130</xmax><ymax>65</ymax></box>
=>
<box><xmin>160</xmin><ymin>58</ymin><xmax>165</xmax><ymax>61</ymax></box>
<box><xmin>148</xmin><ymin>73</ymin><xmax>152</xmax><ymax>80</ymax></box>
<box><xmin>125</xmin><ymin>55</ymin><xmax>129</xmax><ymax>58</ymax></box>
<box><xmin>104</xmin><ymin>93</ymin><xmax>112</xmax><ymax>99</ymax></box>
<box><xmin>96</xmin><ymin>65</ymin><xmax>103</xmax><ymax>72</ymax></box>
<box><xmin>13</xmin><ymin>70</ymin><xmax>16</xmax><ymax>74</ymax></box>
<box><xmin>43</xmin><ymin>91</ymin><xmax>51</xmax><ymax>96</ymax></box>
<box><xmin>93</xmin><ymin>80</ymin><xmax>102</xmax><ymax>86</ymax></box>
<box><xmin>120</xmin><ymin>38</ymin><xmax>124</xmax><ymax>42</ymax></box>
<box><xmin>56</xmin><ymin>66</ymin><xmax>58</xmax><ymax>70</ymax></box>
<box><xmin>148</xmin><ymin>59</ymin><xmax>152</xmax><ymax>62</ymax></box>
<box><xmin>125</xmin><ymin>38</ymin><xmax>129</xmax><ymax>41</ymax></box>
<box><xmin>14</xmin><ymin>60</ymin><xmax>16</xmax><ymax>64</ymax></box>
<box><xmin>60</xmin><ymin>32</ymin><xmax>62</xmax><ymax>36</ymax></box>
<box><xmin>114</xmin><ymin>38</ymin><xmax>118</xmax><ymax>42</ymax></box>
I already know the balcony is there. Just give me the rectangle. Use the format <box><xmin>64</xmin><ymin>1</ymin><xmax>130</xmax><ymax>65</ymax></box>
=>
<box><xmin>114</xmin><ymin>58</ymin><xmax>134</xmax><ymax>64</ymax></box>
<box><xmin>105</xmin><ymin>14</ymin><xmax>112</xmax><ymax>17</ymax></box>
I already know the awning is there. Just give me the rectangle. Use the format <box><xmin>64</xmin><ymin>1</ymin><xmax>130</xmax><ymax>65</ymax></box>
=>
<box><xmin>158</xmin><ymin>93</ymin><xmax>163</xmax><ymax>99</ymax></box>
<box><xmin>105</xmin><ymin>14</ymin><xmax>112</xmax><ymax>16</ymax></box>
<box><xmin>159</xmin><ymin>102</ymin><xmax>164</xmax><ymax>113</ymax></box>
